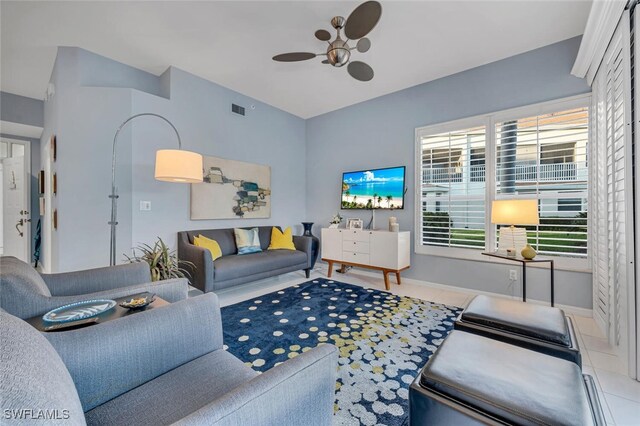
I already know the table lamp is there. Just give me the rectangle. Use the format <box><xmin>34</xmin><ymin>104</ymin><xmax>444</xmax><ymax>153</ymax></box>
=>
<box><xmin>491</xmin><ymin>199</ymin><xmax>539</xmax><ymax>259</ymax></box>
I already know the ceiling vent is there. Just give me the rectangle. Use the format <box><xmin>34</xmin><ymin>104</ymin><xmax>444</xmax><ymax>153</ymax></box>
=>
<box><xmin>231</xmin><ymin>103</ymin><xmax>245</xmax><ymax>116</ymax></box>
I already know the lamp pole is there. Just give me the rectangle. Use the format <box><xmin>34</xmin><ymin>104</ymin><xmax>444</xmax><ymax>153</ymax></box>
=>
<box><xmin>109</xmin><ymin>113</ymin><xmax>182</xmax><ymax>266</ymax></box>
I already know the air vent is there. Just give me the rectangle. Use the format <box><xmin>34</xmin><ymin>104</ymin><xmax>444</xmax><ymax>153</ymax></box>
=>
<box><xmin>231</xmin><ymin>104</ymin><xmax>245</xmax><ymax>116</ymax></box>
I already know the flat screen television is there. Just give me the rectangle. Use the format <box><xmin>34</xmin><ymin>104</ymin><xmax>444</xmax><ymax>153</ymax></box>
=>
<box><xmin>341</xmin><ymin>166</ymin><xmax>406</xmax><ymax>210</ymax></box>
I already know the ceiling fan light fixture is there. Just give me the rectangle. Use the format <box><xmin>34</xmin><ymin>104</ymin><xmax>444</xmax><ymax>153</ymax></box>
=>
<box><xmin>327</xmin><ymin>39</ymin><xmax>351</xmax><ymax>67</ymax></box>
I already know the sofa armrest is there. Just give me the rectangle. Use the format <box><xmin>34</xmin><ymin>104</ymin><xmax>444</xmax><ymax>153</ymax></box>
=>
<box><xmin>178</xmin><ymin>232</ymin><xmax>214</xmax><ymax>293</ymax></box>
<box><xmin>45</xmin><ymin>293</ymin><xmax>224</xmax><ymax>412</ymax></box>
<box><xmin>41</xmin><ymin>262</ymin><xmax>152</xmax><ymax>296</ymax></box>
<box><xmin>293</xmin><ymin>235</ymin><xmax>312</xmax><ymax>269</ymax></box>
<box><xmin>177</xmin><ymin>344</ymin><xmax>338</xmax><ymax>426</ymax></box>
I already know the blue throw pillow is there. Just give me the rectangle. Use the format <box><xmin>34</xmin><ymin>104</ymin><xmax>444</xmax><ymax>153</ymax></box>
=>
<box><xmin>234</xmin><ymin>228</ymin><xmax>262</xmax><ymax>255</ymax></box>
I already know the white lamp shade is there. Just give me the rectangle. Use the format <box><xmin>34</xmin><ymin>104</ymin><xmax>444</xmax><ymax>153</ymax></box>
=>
<box><xmin>154</xmin><ymin>149</ymin><xmax>203</xmax><ymax>183</ymax></box>
<box><xmin>491</xmin><ymin>199</ymin><xmax>539</xmax><ymax>225</ymax></box>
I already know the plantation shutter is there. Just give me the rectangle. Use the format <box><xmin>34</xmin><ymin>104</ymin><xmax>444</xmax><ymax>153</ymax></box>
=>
<box><xmin>494</xmin><ymin>108</ymin><xmax>589</xmax><ymax>257</ymax></box>
<box><xmin>419</xmin><ymin>125</ymin><xmax>486</xmax><ymax>249</ymax></box>
<box><xmin>590</xmin><ymin>12</ymin><xmax>635</xmax><ymax>356</ymax></box>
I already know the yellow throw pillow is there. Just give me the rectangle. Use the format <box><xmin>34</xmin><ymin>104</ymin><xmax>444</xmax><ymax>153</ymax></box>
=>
<box><xmin>268</xmin><ymin>227</ymin><xmax>296</xmax><ymax>251</ymax></box>
<box><xmin>194</xmin><ymin>235</ymin><xmax>223</xmax><ymax>261</ymax></box>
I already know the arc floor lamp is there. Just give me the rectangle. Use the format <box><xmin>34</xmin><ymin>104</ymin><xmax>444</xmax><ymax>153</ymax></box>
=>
<box><xmin>109</xmin><ymin>113</ymin><xmax>203</xmax><ymax>266</ymax></box>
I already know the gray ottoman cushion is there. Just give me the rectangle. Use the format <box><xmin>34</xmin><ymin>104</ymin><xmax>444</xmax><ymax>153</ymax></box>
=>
<box><xmin>460</xmin><ymin>295</ymin><xmax>570</xmax><ymax>346</ymax></box>
<box><xmin>419</xmin><ymin>331</ymin><xmax>597</xmax><ymax>426</ymax></box>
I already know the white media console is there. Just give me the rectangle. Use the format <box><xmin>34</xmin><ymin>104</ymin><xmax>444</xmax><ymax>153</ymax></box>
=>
<box><xmin>320</xmin><ymin>228</ymin><xmax>410</xmax><ymax>290</ymax></box>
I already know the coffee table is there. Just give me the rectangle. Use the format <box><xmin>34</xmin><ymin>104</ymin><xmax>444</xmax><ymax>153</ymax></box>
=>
<box><xmin>25</xmin><ymin>292</ymin><xmax>168</xmax><ymax>332</ymax></box>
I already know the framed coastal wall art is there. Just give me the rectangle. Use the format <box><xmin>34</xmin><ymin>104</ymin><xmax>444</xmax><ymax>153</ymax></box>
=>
<box><xmin>191</xmin><ymin>155</ymin><xmax>271</xmax><ymax>219</ymax></box>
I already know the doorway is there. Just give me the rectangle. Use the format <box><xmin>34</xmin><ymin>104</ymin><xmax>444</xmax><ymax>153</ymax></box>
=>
<box><xmin>0</xmin><ymin>138</ymin><xmax>31</xmax><ymax>262</ymax></box>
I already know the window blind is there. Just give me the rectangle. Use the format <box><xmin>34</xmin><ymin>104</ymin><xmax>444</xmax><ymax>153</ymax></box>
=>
<box><xmin>494</xmin><ymin>108</ymin><xmax>589</xmax><ymax>257</ymax></box>
<box><xmin>419</xmin><ymin>126</ymin><xmax>486</xmax><ymax>249</ymax></box>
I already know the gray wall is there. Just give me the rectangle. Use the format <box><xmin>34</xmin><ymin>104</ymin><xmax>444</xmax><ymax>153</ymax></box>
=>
<box><xmin>1</xmin><ymin>91</ymin><xmax>44</xmax><ymax>127</ymax></box>
<box><xmin>42</xmin><ymin>47</ymin><xmax>305</xmax><ymax>272</ymax></box>
<box><xmin>305</xmin><ymin>36</ymin><xmax>593</xmax><ymax>308</ymax></box>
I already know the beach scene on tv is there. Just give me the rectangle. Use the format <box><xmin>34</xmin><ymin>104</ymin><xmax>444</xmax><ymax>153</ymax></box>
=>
<box><xmin>341</xmin><ymin>167</ymin><xmax>405</xmax><ymax>209</ymax></box>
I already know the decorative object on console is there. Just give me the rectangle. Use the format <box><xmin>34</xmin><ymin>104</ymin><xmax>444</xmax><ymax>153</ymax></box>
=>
<box><xmin>521</xmin><ymin>244</ymin><xmax>537</xmax><ymax>260</ymax></box>
<box><xmin>108</xmin><ymin>113</ymin><xmax>203</xmax><ymax>266</ymax></box>
<box><xmin>301</xmin><ymin>222</ymin><xmax>319</xmax><ymax>268</ymax></box>
<box><xmin>329</xmin><ymin>212</ymin><xmax>343</xmax><ymax>228</ymax></box>
<box><xmin>268</xmin><ymin>227</ymin><xmax>296</xmax><ymax>251</ymax></box>
<box><xmin>491</xmin><ymin>199</ymin><xmax>539</xmax><ymax>257</ymax></box>
<box><xmin>193</xmin><ymin>235</ymin><xmax>222</xmax><ymax>261</ymax></box>
<box><xmin>272</xmin><ymin>1</ymin><xmax>382</xmax><ymax>82</ymax></box>
<box><xmin>346</xmin><ymin>218</ymin><xmax>363</xmax><ymax>230</ymax></box>
<box><xmin>389</xmin><ymin>216</ymin><xmax>399</xmax><ymax>232</ymax></box>
<box><xmin>234</xmin><ymin>227</ymin><xmax>263</xmax><ymax>254</ymax></box>
<box><xmin>125</xmin><ymin>237</ymin><xmax>194</xmax><ymax>282</ymax></box>
<box><xmin>222</xmin><ymin>278</ymin><xmax>461</xmax><ymax>426</ymax></box>
<box><xmin>191</xmin><ymin>155</ymin><xmax>271</xmax><ymax>220</ymax></box>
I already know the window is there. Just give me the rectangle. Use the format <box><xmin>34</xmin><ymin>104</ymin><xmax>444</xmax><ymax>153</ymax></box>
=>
<box><xmin>419</xmin><ymin>124</ymin><xmax>486</xmax><ymax>249</ymax></box>
<box><xmin>416</xmin><ymin>96</ymin><xmax>589</xmax><ymax>260</ymax></box>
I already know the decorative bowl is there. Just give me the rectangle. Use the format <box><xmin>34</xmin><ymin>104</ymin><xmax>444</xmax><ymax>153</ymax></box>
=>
<box><xmin>43</xmin><ymin>299</ymin><xmax>116</xmax><ymax>323</ymax></box>
<box><xmin>119</xmin><ymin>294</ymin><xmax>156</xmax><ymax>310</ymax></box>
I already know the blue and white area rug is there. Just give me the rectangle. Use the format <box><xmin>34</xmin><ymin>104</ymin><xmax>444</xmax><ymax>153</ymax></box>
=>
<box><xmin>221</xmin><ymin>278</ymin><xmax>461</xmax><ymax>426</ymax></box>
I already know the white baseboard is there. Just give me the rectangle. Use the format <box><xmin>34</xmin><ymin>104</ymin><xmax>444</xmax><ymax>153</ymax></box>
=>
<box><xmin>315</xmin><ymin>262</ymin><xmax>593</xmax><ymax>318</ymax></box>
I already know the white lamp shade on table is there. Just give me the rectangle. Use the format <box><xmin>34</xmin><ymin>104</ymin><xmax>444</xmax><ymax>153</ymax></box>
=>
<box><xmin>154</xmin><ymin>149</ymin><xmax>203</xmax><ymax>183</ymax></box>
<box><xmin>491</xmin><ymin>199</ymin><xmax>540</xmax><ymax>226</ymax></box>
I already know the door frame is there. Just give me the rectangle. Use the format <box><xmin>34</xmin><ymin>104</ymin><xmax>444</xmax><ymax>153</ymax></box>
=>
<box><xmin>0</xmin><ymin>137</ymin><xmax>31</xmax><ymax>263</ymax></box>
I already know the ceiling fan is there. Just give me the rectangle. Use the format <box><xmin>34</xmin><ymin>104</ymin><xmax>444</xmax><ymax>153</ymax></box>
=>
<box><xmin>272</xmin><ymin>1</ymin><xmax>382</xmax><ymax>82</ymax></box>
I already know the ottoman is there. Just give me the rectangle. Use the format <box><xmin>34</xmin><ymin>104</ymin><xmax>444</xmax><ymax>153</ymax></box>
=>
<box><xmin>409</xmin><ymin>331</ymin><xmax>604</xmax><ymax>426</ymax></box>
<box><xmin>454</xmin><ymin>295</ymin><xmax>581</xmax><ymax>365</ymax></box>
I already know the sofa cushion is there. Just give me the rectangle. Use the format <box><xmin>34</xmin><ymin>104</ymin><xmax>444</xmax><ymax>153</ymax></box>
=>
<box><xmin>0</xmin><ymin>310</ymin><xmax>86</xmax><ymax>425</ymax></box>
<box><xmin>420</xmin><ymin>331</ymin><xmax>595</xmax><ymax>426</ymax></box>
<box><xmin>234</xmin><ymin>228</ymin><xmax>263</xmax><ymax>255</ymax></box>
<box><xmin>85</xmin><ymin>349</ymin><xmax>258</xmax><ymax>426</ymax></box>
<box><xmin>461</xmin><ymin>295</ymin><xmax>570</xmax><ymax>346</ymax></box>
<box><xmin>194</xmin><ymin>235</ymin><xmax>223</xmax><ymax>261</ymax></box>
<box><xmin>185</xmin><ymin>226</ymin><xmax>276</xmax><ymax>256</ymax></box>
<box><xmin>214</xmin><ymin>250</ymin><xmax>307</xmax><ymax>282</ymax></box>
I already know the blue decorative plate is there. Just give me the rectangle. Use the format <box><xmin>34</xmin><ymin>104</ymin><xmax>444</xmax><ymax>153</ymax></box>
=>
<box><xmin>43</xmin><ymin>299</ymin><xmax>116</xmax><ymax>323</ymax></box>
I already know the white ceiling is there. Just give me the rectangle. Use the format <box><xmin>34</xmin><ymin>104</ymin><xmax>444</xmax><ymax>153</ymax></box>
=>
<box><xmin>1</xmin><ymin>1</ymin><xmax>591</xmax><ymax>119</ymax></box>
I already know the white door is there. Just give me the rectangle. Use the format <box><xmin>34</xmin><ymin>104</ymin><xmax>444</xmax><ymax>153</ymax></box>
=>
<box><xmin>2</xmin><ymin>156</ymin><xmax>30</xmax><ymax>261</ymax></box>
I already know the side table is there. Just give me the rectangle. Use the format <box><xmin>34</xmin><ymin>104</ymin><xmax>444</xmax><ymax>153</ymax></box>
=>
<box><xmin>482</xmin><ymin>251</ymin><xmax>555</xmax><ymax>307</ymax></box>
<box><xmin>25</xmin><ymin>292</ymin><xmax>168</xmax><ymax>332</ymax></box>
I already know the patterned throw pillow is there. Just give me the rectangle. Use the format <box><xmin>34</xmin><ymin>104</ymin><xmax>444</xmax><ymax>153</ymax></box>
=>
<box><xmin>234</xmin><ymin>228</ymin><xmax>262</xmax><ymax>255</ymax></box>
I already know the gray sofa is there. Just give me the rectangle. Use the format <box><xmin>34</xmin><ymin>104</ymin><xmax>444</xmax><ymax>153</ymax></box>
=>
<box><xmin>0</xmin><ymin>256</ymin><xmax>188</xmax><ymax>319</ymax></box>
<box><xmin>178</xmin><ymin>226</ymin><xmax>313</xmax><ymax>293</ymax></box>
<box><xmin>0</xmin><ymin>293</ymin><xmax>338</xmax><ymax>425</ymax></box>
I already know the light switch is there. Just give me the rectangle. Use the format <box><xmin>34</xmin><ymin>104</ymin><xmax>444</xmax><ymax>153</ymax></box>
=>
<box><xmin>140</xmin><ymin>201</ymin><xmax>151</xmax><ymax>211</ymax></box>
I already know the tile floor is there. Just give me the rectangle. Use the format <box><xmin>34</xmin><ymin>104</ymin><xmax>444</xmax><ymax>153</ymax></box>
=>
<box><xmin>216</xmin><ymin>266</ymin><xmax>640</xmax><ymax>425</ymax></box>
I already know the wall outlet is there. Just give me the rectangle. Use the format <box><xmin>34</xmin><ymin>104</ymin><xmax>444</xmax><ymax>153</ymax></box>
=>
<box><xmin>509</xmin><ymin>270</ymin><xmax>518</xmax><ymax>281</ymax></box>
<box><xmin>139</xmin><ymin>201</ymin><xmax>151</xmax><ymax>211</ymax></box>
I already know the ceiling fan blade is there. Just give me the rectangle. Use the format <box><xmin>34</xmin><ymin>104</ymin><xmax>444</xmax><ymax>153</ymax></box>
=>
<box><xmin>344</xmin><ymin>1</ymin><xmax>382</xmax><ymax>40</ymax></box>
<box><xmin>272</xmin><ymin>52</ymin><xmax>317</xmax><ymax>62</ymax></box>
<box><xmin>321</xmin><ymin>59</ymin><xmax>330</xmax><ymax>64</ymax></box>
<box><xmin>315</xmin><ymin>29</ymin><xmax>332</xmax><ymax>41</ymax></box>
<box><xmin>356</xmin><ymin>38</ymin><xmax>371</xmax><ymax>53</ymax></box>
<box><xmin>347</xmin><ymin>61</ymin><xmax>374</xmax><ymax>81</ymax></box>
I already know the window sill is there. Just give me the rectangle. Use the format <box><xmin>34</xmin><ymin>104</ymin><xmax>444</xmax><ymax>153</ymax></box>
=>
<box><xmin>414</xmin><ymin>245</ymin><xmax>591</xmax><ymax>273</ymax></box>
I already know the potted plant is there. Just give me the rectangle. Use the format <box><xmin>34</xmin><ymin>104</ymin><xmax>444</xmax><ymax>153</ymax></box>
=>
<box><xmin>329</xmin><ymin>213</ymin><xmax>343</xmax><ymax>228</ymax></box>
<box><xmin>126</xmin><ymin>237</ymin><xmax>194</xmax><ymax>282</ymax></box>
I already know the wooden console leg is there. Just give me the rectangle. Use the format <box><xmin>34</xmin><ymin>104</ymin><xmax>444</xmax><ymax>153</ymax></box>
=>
<box><xmin>327</xmin><ymin>261</ymin><xmax>334</xmax><ymax>278</ymax></box>
<box><xmin>395</xmin><ymin>272</ymin><xmax>401</xmax><ymax>285</ymax></box>
<box><xmin>383</xmin><ymin>271</ymin><xmax>390</xmax><ymax>291</ymax></box>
